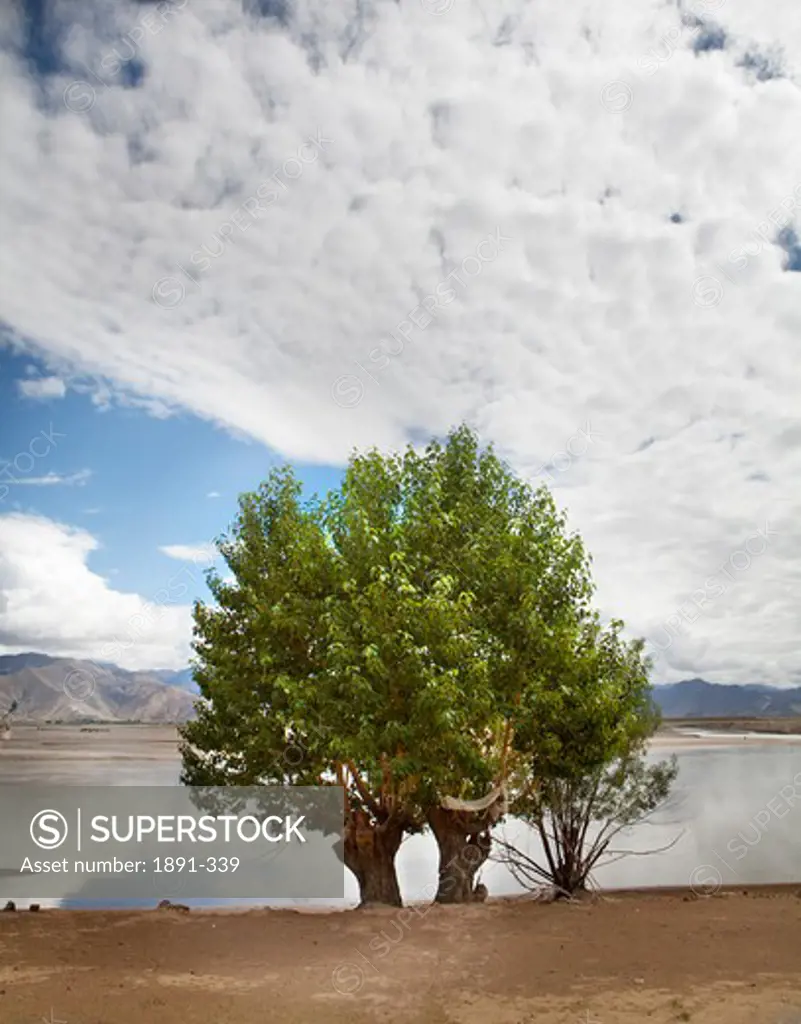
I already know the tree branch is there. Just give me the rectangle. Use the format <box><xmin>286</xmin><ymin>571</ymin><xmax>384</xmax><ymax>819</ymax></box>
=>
<box><xmin>346</xmin><ymin>759</ymin><xmax>383</xmax><ymax>820</ymax></box>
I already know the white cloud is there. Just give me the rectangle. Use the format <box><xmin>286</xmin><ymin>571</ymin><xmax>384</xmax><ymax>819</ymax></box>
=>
<box><xmin>17</xmin><ymin>376</ymin><xmax>67</xmax><ymax>400</ymax></box>
<box><xmin>0</xmin><ymin>514</ymin><xmax>192</xmax><ymax>670</ymax></box>
<box><xmin>1</xmin><ymin>1</ymin><xmax>801</xmax><ymax>684</ymax></box>
<box><xmin>206</xmin><ymin>491</ymin><xmax>221</xmax><ymax>498</ymax></box>
<box><xmin>159</xmin><ymin>543</ymin><xmax>217</xmax><ymax>565</ymax></box>
<box><xmin>4</xmin><ymin>469</ymin><xmax>92</xmax><ymax>488</ymax></box>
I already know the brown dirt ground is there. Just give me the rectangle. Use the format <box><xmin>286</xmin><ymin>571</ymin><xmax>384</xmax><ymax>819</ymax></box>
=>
<box><xmin>1</xmin><ymin>887</ymin><xmax>800</xmax><ymax>1024</ymax></box>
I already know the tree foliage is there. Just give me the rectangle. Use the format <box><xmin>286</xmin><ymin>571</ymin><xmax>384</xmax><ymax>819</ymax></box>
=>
<box><xmin>498</xmin><ymin>618</ymin><xmax>678</xmax><ymax>896</ymax></box>
<box><xmin>179</xmin><ymin>425</ymin><xmax>667</xmax><ymax>905</ymax></box>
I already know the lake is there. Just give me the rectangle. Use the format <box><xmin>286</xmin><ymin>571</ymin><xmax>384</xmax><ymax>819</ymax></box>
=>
<box><xmin>2</xmin><ymin>724</ymin><xmax>799</xmax><ymax>906</ymax></box>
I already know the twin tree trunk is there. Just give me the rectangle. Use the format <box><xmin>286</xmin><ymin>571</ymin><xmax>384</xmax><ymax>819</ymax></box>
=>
<box><xmin>343</xmin><ymin>806</ymin><xmax>497</xmax><ymax>907</ymax></box>
<box><xmin>428</xmin><ymin>806</ymin><xmax>492</xmax><ymax>904</ymax></box>
<box><xmin>343</xmin><ymin>812</ymin><xmax>405</xmax><ymax>907</ymax></box>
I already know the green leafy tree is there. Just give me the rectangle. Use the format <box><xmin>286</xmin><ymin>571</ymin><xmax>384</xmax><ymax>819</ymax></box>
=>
<box><xmin>180</xmin><ymin>465</ymin><xmax>429</xmax><ymax>906</ymax></box>
<box><xmin>180</xmin><ymin>426</ymin><xmax>598</xmax><ymax>905</ymax></box>
<box><xmin>497</xmin><ymin>618</ymin><xmax>678</xmax><ymax>897</ymax></box>
<box><xmin>391</xmin><ymin>427</ymin><xmax>596</xmax><ymax>901</ymax></box>
<box><xmin>180</xmin><ymin>469</ymin><xmax>337</xmax><ymax>787</ymax></box>
<box><xmin>321</xmin><ymin>443</ymin><xmax>502</xmax><ymax>904</ymax></box>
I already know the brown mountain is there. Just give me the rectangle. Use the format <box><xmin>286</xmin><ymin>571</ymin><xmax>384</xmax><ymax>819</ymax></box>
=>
<box><xmin>653</xmin><ymin>678</ymin><xmax>801</xmax><ymax>718</ymax></box>
<box><xmin>0</xmin><ymin>654</ymin><xmax>197</xmax><ymax>723</ymax></box>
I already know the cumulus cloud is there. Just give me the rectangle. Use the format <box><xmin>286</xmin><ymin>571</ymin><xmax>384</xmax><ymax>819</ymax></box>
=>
<box><xmin>159</xmin><ymin>543</ymin><xmax>217</xmax><ymax>565</ymax></box>
<box><xmin>1</xmin><ymin>0</ymin><xmax>800</xmax><ymax>683</ymax></box>
<box><xmin>0</xmin><ymin>513</ymin><xmax>192</xmax><ymax>670</ymax></box>
<box><xmin>17</xmin><ymin>376</ymin><xmax>67</xmax><ymax>400</ymax></box>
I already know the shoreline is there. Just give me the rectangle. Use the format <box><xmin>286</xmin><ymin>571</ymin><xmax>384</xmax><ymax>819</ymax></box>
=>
<box><xmin>3</xmin><ymin>727</ymin><xmax>801</xmax><ymax>1022</ymax></box>
<box><xmin>651</xmin><ymin>731</ymin><xmax>801</xmax><ymax>747</ymax></box>
<box><xmin>5</xmin><ymin>720</ymin><xmax>801</xmax><ymax>749</ymax></box>
<box><xmin>8</xmin><ymin>882</ymin><xmax>800</xmax><ymax>916</ymax></box>
<box><xmin>3</xmin><ymin>887</ymin><xmax>800</xmax><ymax>1023</ymax></box>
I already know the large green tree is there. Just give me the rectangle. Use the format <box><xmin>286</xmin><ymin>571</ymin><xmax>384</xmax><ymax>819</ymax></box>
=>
<box><xmin>180</xmin><ymin>426</ymin><xmax>596</xmax><ymax>905</ymax></box>
<box><xmin>381</xmin><ymin>428</ymin><xmax>595</xmax><ymax>901</ymax></box>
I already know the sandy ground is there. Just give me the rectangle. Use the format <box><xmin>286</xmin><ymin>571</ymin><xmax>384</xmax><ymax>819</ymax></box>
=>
<box><xmin>0</xmin><ymin>724</ymin><xmax>181</xmax><ymax>762</ymax></box>
<box><xmin>2</xmin><ymin>888</ymin><xmax>800</xmax><ymax>1024</ymax></box>
<box><xmin>3</xmin><ymin>722</ymin><xmax>798</xmax><ymax>767</ymax></box>
<box><xmin>3</xmin><ymin>725</ymin><xmax>800</xmax><ymax>1021</ymax></box>
<box><xmin>650</xmin><ymin>732</ymin><xmax>801</xmax><ymax>748</ymax></box>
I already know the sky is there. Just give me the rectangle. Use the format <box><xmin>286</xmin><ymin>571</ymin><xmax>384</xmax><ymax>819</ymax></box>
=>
<box><xmin>0</xmin><ymin>0</ymin><xmax>799</xmax><ymax>685</ymax></box>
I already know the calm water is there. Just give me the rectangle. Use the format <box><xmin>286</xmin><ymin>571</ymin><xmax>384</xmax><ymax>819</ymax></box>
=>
<box><xmin>2</xmin><ymin>725</ymin><xmax>800</xmax><ymax>906</ymax></box>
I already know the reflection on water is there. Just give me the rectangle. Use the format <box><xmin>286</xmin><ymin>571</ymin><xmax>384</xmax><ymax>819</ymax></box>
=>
<box><xmin>2</xmin><ymin>726</ymin><xmax>799</xmax><ymax>906</ymax></box>
<box><xmin>390</xmin><ymin>742</ymin><xmax>801</xmax><ymax>903</ymax></box>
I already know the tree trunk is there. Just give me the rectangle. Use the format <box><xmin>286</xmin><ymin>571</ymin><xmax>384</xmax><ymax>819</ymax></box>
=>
<box><xmin>343</xmin><ymin>814</ymin><xmax>404</xmax><ymax>907</ymax></box>
<box><xmin>428</xmin><ymin>806</ymin><xmax>492</xmax><ymax>904</ymax></box>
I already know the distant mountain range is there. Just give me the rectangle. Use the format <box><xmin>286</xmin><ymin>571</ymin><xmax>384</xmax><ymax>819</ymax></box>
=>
<box><xmin>652</xmin><ymin>678</ymin><xmax>801</xmax><ymax>718</ymax></box>
<box><xmin>1</xmin><ymin>653</ymin><xmax>800</xmax><ymax>724</ymax></box>
<box><xmin>0</xmin><ymin>653</ymin><xmax>197</xmax><ymax>723</ymax></box>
